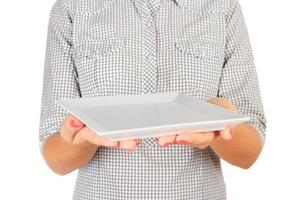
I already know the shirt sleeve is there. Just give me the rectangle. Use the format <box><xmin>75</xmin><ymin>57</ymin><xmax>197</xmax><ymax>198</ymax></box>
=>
<box><xmin>218</xmin><ymin>0</ymin><xmax>267</xmax><ymax>145</ymax></box>
<box><xmin>38</xmin><ymin>0</ymin><xmax>81</xmax><ymax>153</ymax></box>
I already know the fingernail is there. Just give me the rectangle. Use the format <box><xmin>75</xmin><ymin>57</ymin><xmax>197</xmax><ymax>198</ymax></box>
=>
<box><xmin>70</xmin><ymin>120</ymin><xmax>82</xmax><ymax>128</ymax></box>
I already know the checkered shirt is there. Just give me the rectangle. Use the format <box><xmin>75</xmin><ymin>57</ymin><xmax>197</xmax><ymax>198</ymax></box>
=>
<box><xmin>38</xmin><ymin>0</ymin><xmax>267</xmax><ymax>199</ymax></box>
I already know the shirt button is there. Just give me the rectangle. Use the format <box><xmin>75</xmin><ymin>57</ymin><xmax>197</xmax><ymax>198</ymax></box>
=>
<box><xmin>146</xmin><ymin>53</ymin><xmax>155</xmax><ymax>60</ymax></box>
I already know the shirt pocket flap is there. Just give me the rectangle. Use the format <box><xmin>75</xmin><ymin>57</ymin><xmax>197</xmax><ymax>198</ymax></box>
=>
<box><xmin>174</xmin><ymin>40</ymin><xmax>222</xmax><ymax>59</ymax></box>
<box><xmin>74</xmin><ymin>37</ymin><xmax>123</xmax><ymax>58</ymax></box>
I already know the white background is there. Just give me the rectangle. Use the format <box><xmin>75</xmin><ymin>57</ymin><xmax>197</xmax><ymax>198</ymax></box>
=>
<box><xmin>0</xmin><ymin>0</ymin><xmax>299</xmax><ymax>199</ymax></box>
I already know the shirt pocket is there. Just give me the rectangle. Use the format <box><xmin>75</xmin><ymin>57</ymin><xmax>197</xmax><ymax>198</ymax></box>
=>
<box><xmin>73</xmin><ymin>37</ymin><xmax>123</xmax><ymax>96</ymax></box>
<box><xmin>74</xmin><ymin>35</ymin><xmax>142</xmax><ymax>97</ymax></box>
<box><xmin>174</xmin><ymin>38</ymin><xmax>224</xmax><ymax>98</ymax></box>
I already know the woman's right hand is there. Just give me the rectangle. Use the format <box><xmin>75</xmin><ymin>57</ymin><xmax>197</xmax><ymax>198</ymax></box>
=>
<box><xmin>60</xmin><ymin>114</ymin><xmax>141</xmax><ymax>152</ymax></box>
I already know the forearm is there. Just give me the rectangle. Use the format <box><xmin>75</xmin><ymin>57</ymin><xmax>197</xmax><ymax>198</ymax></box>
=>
<box><xmin>42</xmin><ymin>132</ymin><xmax>98</xmax><ymax>175</ymax></box>
<box><xmin>210</xmin><ymin>123</ymin><xmax>263</xmax><ymax>169</ymax></box>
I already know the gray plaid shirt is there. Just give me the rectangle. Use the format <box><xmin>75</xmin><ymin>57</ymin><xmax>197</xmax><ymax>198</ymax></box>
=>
<box><xmin>39</xmin><ymin>0</ymin><xmax>266</xmax><ymax>199</ymax></box>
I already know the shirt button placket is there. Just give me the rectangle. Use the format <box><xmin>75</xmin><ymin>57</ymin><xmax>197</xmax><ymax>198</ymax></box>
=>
<box><xmin>141</xmin><ymin>9</ymin><xmax>159</xmax><ymax>147</ymax></box>
<box><xmin>143</xmin><ymin>18</ymin><xmax>157</xmax><ymax>94</ymax></box>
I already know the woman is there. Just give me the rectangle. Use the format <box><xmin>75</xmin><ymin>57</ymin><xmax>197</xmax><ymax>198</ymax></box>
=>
<box><xmin>39</xmin><ymin>0</ymin><xmax>266</xmax><ymax>199</ymax></box>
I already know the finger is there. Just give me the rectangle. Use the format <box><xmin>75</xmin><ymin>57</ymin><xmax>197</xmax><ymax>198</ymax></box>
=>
<box><xmin>119</xmin><ymin>139</ymin><xmax>138</xmax><ymax>152</ymax></box>
<box><xmin>175</xmin><ymin>131</ymin><xmax>216</xmax><ymax>147</ymax></box>
<box><xmin>156</xmin><ymin>134</ymin><xmax>177</xmax><ymax>147</ymax></box>
<box><xmin>188</xmin><ymin>131</ymin><xmax>216</xmax><ymax>148</ymax></box>
<box><xmin>68</xmin><ymin>114</ymin><xmax>84</xmax><ymax>128</ymax></box>
<box><xmin>72</xmin><ymin>129</ymin><xmax>90</xmax><ymax>145</ymax></box>
<box><xmin>77</xmin><ymin>127</ymin><xmax>118</xmax><ymax>147</ymax></box>
<box><xmin>135</xmin><ymin>139</ymin><xmax>141</xmax><ymax>145</ymax></box>
<box><xmin>207</xmin><ymin>98</ymin><xmax>238</xmax><ymax>111</ymax></box>
<box><xmin>228</xmin><ymin>125</ymin><xmax>236</xmax><ymax>135</ymax></box>
<box><xmin>220</xmin><ymin>127</ymin><xmax>233</xmax><ymax>140</ymax></box>
<box><xmin>214</xmin><ymin>131</ymin><xmax>222</xmax><ymax>140</ymax></box>
<box><xmin>60</xmin><ymin>114</ymin><xmax>84</xmax><ymax>143</ymax></box>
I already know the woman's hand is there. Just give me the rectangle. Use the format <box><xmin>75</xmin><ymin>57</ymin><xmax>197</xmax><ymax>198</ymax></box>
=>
<box><xmin>60</xmin><ymin>114</ymin><xmax>141</xmax><ymax>152</ymax></box>
<box><xmin>155</xmin><ymin>97</ymin><xmax>238</xmax><ymax>149</ymax></box>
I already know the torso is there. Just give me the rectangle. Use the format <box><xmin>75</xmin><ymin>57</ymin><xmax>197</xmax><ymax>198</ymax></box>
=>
<box><xmin>70</xmin><ymin>0</ymin><xmax>228</xmax><ymax>199</ymax></box>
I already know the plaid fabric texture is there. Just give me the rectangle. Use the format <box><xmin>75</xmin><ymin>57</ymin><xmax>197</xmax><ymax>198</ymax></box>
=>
<box><xmin>39</xmin><ymin>0</ymin><xmax>266</xmax><ymax>199</ymax></box>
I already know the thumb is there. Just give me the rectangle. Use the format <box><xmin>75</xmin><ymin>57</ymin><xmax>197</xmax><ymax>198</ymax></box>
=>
<box><xmin>61</xmin><ymin>115</ymin><xmax>84</xmax><ymax>143</ymax></box>
<box><xmin>69</xmin><ymin>115</ymin><xmax>84</xmax><ymax>129</ymax></box>
<box><xmin>220</xmin><ymin>127</ymin><xmax>232</xmax><ymax>140</ymax></box>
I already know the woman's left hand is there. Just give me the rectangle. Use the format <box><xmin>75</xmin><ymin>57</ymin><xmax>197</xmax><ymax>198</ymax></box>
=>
<box><xmin>155</xmin><ymin>97</ymin><xmax>239</xmax><ymax>149</ymax></box>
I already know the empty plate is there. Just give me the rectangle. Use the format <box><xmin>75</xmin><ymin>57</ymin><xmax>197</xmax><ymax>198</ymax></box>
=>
<box><xmin>56</xmin><ymin>91</ymin><xmax>250</xmax><ymax>141</ymax></box>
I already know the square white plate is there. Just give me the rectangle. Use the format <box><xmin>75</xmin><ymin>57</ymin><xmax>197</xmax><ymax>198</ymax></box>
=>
<box><xmin>56</xmin><ymin>91</ymin><xmax>250</xmax><ymax>141</ymax></box>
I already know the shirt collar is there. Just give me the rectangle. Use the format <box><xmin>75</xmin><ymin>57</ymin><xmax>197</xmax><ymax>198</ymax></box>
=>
<box><xmin>131</xmin><ymin>0</ymin><xmax>186</xmax><ymax>18</ymax></box>
<box><xmin>131</xmin><ymin>0</ymin><xmax>186</xmax><ymax>9</ymax></box>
